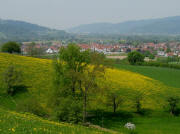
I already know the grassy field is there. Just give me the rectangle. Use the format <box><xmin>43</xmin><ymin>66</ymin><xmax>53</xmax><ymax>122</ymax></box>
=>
<box><xmin>89</xmin><ymin>111</ymin><xmax>180</xmax><ymax>134</ymax></box>
<box><xmin>88</xmin><ymin>63</ymin><xmax>180</xmax><ymax>134</ymax></box>
<box><xmin>0</xmin><ymin>108</ymin><xmax>114</xmax><ymax>134</ymax></box>
<box><xmin>114</xmin><ymin>64</ymin><xmax>180</xmax><ymax>88</ymax></box>
<box><xmin>104</xmin><ymin>114</ymin><xmax>180</xmax><ymax>134</ymax></box>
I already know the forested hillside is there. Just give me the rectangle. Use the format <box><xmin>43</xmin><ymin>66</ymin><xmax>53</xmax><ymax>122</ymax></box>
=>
<box><xmin>68</xmin><ymin>16</ymin><xmax>180</xmax><ymax>35</ymax></box>
<box><xmin>0</xmin><ymin>19</ymin><xmax>71</xmax><ymax>42</ymax></box>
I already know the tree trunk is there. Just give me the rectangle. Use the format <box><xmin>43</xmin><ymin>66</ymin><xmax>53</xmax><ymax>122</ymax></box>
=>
<box><xmin>113</xmin><ymin>97</ymin><xmax>116</xmax><ymax>113</ymax></box>
<box><xmin>72</xmin><ymin>80</ymin><xmax>76</xmax><ymax>94</ymax></box>
<box><xmin>83</xmin><ymin>88</ymin><xmax>87</xmax><ymax>123</ymax></box>
<box><xmin>136</xmin><ymin>99</ymin><xmax>141</xmax><ymax>113</ymax></box>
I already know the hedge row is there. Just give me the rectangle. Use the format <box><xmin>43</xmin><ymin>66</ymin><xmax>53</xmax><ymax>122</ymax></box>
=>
<box><xmin>139</xmin><ymin>61</ymin><xmax>180</xmax><ymax>70</ymax></box>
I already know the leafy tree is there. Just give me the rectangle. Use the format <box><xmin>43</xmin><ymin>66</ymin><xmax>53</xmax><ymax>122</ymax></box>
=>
<box><xmin>58</xmin><ymin>43</ymin><xmax>91</xmax><ymax>93</ymax></box>
<box><xmin>134</xmin><ymin>93</ymin><xmax>143</xmax><ymax>113</ymax></box>
<box><xmin>52</xmin><ymin>44</ymin><xmax>106</xmax><ymax>123</ymax></box>
<box><xmin>51</xmin><ymin>44</ymin><xmax>87</xmax><ymax>122</ymax></box>
<box><xmin>149</xmin><ymin>54</ymin><xmax>155</xmax><ymax>60</ymax></box>
<box><xmin>166</xmin><ymin>47</ymin><xmax>171</xmax><ymax>53</ymax></box>
<box><xmin>1</xmin><ymin>41</ymin><xmax>21</xmax><ymax>53</ymax></box>
<box><xmin>3</xmin><ymin>65</ymin><xmax>23</xmax><ymax>95</ymax></box>
<box><xmin>128</xmin><ymin>51</ymin><xmax>145</xmax><ymax>65</ymax></box>
<box><xmin>106</xmin><ymin>92</ymin><xmax>123</xmax><ymax>113</ymax></box>
<box><xmin>102</xmin><ymin>81</ymin><xmax>126</xmax><ymax>113</ymax></box>
<box><xmin>80</xmin><ymin>52</ymin><xmax>105</xmax><ymax>123</ymax></box>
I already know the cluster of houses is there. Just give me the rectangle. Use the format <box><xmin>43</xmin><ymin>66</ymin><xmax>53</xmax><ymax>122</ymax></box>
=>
<box><xmin>78</xmin><ymin>42</ymin><xmax>180</xmax><ymax>57</ymax></box>
<box><xmin>21</xmin><ymin>41</ymin><xmax>61</xmax><ymax>55</ymax></box>
<box><xmin>139</xmin><ymin>42</ymin><xmax>180</xmax><ymax>57</ymax></box>
<box><xmin>21</xmin><ymin>41</ymin><xmax>180</xmax><ymax>57</ymax></box>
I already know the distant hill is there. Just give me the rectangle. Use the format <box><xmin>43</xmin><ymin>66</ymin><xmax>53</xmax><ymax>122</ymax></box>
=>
<box><xmin>68</xmin><ymin>16</ymin><xmax>180</xmax><ymax>35</ymax></box>
<box><xmin>0</xmin><ymin>19</ymin><xmax>70</xmax><ymax>42</ymax></box>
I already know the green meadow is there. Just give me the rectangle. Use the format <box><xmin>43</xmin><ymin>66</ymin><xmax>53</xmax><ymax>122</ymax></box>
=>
<box><xmin>114</xmin><ymin>64</ymin><xmax>180</xmax><ymax>88</ymax></box>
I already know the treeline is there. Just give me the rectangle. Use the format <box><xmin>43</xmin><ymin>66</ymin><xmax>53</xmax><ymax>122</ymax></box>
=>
<box><xmin>140</xmin><ymin>62</ymin><xmax>180</xmax><ymax>70</ymax></box>
<box><xmin>115</xmin><ymin>51</ymin><xmax>180</xmax><ymax>70</ymax></box>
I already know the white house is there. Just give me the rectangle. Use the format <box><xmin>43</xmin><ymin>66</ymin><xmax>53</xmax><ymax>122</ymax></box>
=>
<box><xmin>157</xmin><ymin>51</ymin><xmax>165</xmax><ymax>56</ymax></box>
<box><xmin>46</xmin><ymin>48</ymin><xmax>54</xmax><ymax>54</ymax></box>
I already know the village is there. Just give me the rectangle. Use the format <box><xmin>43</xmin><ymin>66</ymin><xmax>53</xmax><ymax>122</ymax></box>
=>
<box><xmin>21</xmin><ymin>41</ymin><xmax>180</xmax><ymax>58</ymax></box>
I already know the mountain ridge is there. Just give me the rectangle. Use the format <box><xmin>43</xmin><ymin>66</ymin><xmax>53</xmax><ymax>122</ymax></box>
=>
<box><xmin>68</xmin><ymin>16</ymin><xmax>180</xmax><ymax>35</ymax></box>
<box><xmin>0</xmin><ymin>19</ymin><xmax>70</xmax><ymax>42</ymax></box>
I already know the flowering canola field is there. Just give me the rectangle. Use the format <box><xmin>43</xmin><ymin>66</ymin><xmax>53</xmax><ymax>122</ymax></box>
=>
<box><xmin>0</xmin><ymin>53</ymin><xmax>169</xmax><ymax>110</ymax></box>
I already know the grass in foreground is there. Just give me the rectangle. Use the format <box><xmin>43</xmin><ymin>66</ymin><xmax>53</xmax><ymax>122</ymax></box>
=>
<box><xmin>89</xmin><ymin>111</ymin><xmax>180</xmax><ymax>134</ymax></box>
<box><xmin>0</xmin><ymin>108</ymin><xmax>116</xmax><ymax>134</ymax></box>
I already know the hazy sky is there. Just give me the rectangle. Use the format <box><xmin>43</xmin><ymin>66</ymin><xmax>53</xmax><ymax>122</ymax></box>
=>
<box><xmin>0</xmin><ymin>0</ymin><xmax>180</xmax><ymax>30</ymax></box>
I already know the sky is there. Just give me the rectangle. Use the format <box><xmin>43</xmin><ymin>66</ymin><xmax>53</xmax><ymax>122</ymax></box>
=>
<box><xmin>0</xmin><ymin>0</ymin><xmax>180</xmax><ymax>30</ymax></box>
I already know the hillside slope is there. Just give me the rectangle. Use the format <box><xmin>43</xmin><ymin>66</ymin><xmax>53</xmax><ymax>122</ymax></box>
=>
<box><xmin>0</xmin><ymin>53</ymin><xmax>168</xmax><ymax>111</ymax></box>
<box><xmin>0</xmin><ymin>53</ymin><xmax>177</xmax><ymax>134</ymax></box>
<box><xmin>68</xmin><ymin>16</ymin><xmax>180</xmax><ymax>34</ymax></box>
<box><xmin>0</xmin><ymin>19</ymin><xmax>70</xmax><ymax>42</ymax></box>
<box><xmin>0</xmin><ymin>108</ymin><xmax>114</xmax><ymax>134</ymax></box>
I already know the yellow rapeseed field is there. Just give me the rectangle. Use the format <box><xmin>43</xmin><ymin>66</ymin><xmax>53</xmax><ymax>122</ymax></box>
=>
<box><xmin>0</xmin><ymin>53</ymin><xmax>169</xmax><ymax>110</ymax></box>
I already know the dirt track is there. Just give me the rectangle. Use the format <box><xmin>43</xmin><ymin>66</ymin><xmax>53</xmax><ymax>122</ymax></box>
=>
<box><xmin>106</xmin><ymin>56</ymin><xmax>127</xmax><ymax>60</ymax></box>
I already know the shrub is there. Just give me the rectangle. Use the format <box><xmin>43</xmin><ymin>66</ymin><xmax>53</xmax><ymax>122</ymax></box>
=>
<box><xmin>128</xmin><ymin>51</ymin><xmax>144</xmax><ymax>65</ymax></box>
<box><xmin>3</xmin><ymin>65</ymin><xmax>23</xmax><ymax>95</ymax></box>
<box><xmin>53</xmin><ymin>97</ymin><xmax>83</xmax><ymax>123</ymax></box>
<box><xmin>1</xmin><ymin>41</ymin><xmax>21</xmax><ymax>54</ymax></box>
<box><xmin>167</xmin><ymin>97</ymin><xmax>180</xmax><ymax>116</ymax></box>
<box><xmin>17</xmin><ymin>96</ymin><xmax>47</xmax><ymax>117</ymax></box>
<box><xmin>142</xmin><ymin>61</ymin><xmax>180</xmax><ymax>70</ymax></box>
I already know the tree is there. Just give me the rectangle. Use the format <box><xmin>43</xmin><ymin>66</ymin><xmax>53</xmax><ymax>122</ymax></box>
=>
<box><xmin>3</xmin><ymin>65</ymin><xmax>23</xmax><ymax>95</ymax></box>
<box><xmin>80</xmin><ymin>52</ymin><xmax>105</xmax><ymax>123</ymax></box>
<box><xmin>1</xmin><ymin>41</ymin><xmax>21</xmax><ymax>54</ymax></box>
<box><xmin>106</xmin><ymin>92</ymin><xmax>123</xmax><ymax>113</ymax></box>
<box><xmin>58</xmin><ymin>44</ymin><xmax>91</xmax><ymax>94</ymax></box>
<box><xmin>102</xmin><ymin>80</ymin><xmax>126</xmax><ymax>113</ymax></box>
<box><xmin>52</xmin><ymin>44</ymin><xmax>106</xmax><ymax>124</ymax></box>
<box><xmin>134</xmin><ymin>93</ymin><xmax>143</xmax><ymax>113</ymax></box>
<box><xmin>149</xmin><ymin>54</ymin><xmax>155</xmax><ymax>60</ymax></box>
<box><xmin>128</xmin><ymin>51</ymin><xmax>145</xmax><ymax>65</ymax></box>
<box><xmin>167</xmin><ymin>97</ymin><xmax>180</xmax><ymax>116</ymax></box>
<box><xmin>166</xmin><ymin>47</ymin><xmax>171</xmax><ymax>53</ymax></box>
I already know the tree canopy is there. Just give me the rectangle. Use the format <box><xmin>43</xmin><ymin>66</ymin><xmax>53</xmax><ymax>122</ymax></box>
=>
<box><xmin>1</xmin><ymin>41</ymin><xmax>21</xmax><ymax>54</ymax></box>
<box><xmin>128</xmin><ymin>51</ymin><xmax>145</xmax><ymax>65</ymax></box>
<box><xmin>52</xmin><ymin>43</ymin><xmax>105</xmax><ymax>123</ymax></box>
